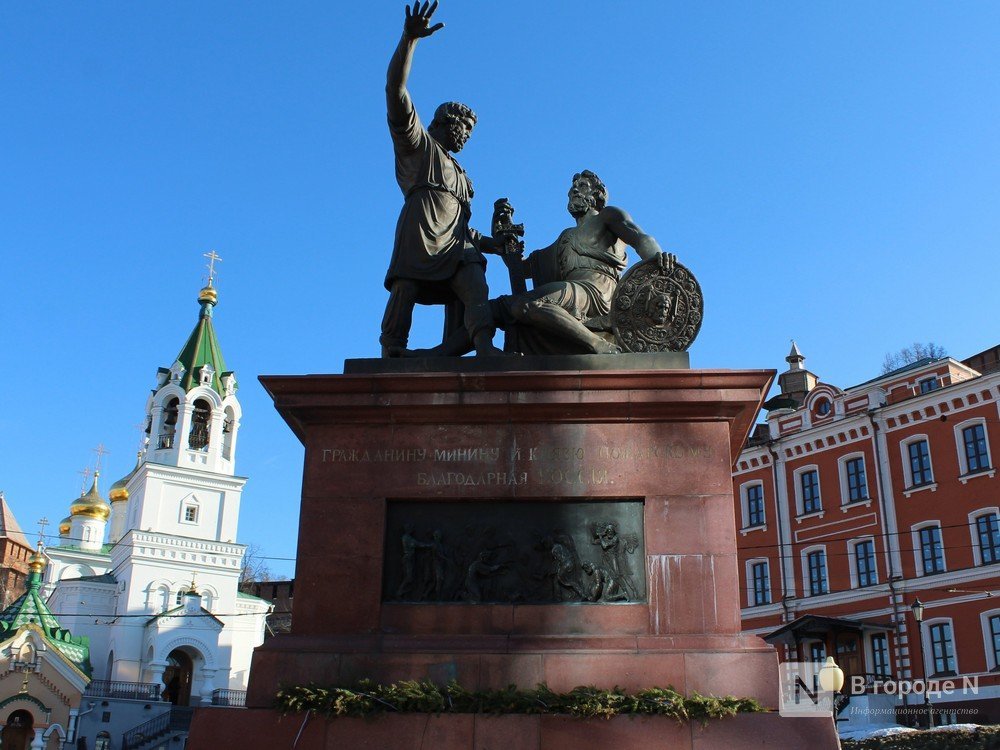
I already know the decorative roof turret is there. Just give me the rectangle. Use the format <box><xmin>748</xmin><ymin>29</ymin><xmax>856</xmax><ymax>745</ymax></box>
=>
<box><xmin>786</xmin><ymin>340</ymin><xmax>805</xmax><ymax>370</ymax></box>
<box><xmin>769</xmin><ymin>339</ymin><xmax>819</xmax><ymax>411</ymax></box>
<box><xmin>172</xmin><ymin>252</ymin><xmax>233</xmax><ymax>396</ymax></box>
<box><xmin>0</xmin><ymin>491</ymin><xmax>31</xmax><ymax>550</ymax></box>
<box><xmin>70</xmin><ymin>473</ymin><xmax>111</xmax><ymax>522</ymax></box>
<box><xmin>0</xmin><ymin>542</ymin><xmax>92</xmax><ymax>676</ymax></box>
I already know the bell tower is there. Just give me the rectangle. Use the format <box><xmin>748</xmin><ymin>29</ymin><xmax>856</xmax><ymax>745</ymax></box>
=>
<box><xmin>115</xmin><ymin>258</ymin><xmax>246</xmax><ymax>546</ymax></box>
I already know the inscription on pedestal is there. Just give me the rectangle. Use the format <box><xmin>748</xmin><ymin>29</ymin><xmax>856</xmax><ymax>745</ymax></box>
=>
<box><xmin>322</xmin><ymin>442</ymin><xmax>713</xmax><ymax>489</ymax></box>
<box><xmin>384</xmin><ymin>500</ymin><xmax>645</xmax><ymax>604</ymax></box>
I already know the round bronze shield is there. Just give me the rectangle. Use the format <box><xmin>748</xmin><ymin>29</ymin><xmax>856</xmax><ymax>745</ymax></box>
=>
<box><xmin>611</xmin><ymin>255</ymin><xmax>703</xmax><ymax>352</ymax></box>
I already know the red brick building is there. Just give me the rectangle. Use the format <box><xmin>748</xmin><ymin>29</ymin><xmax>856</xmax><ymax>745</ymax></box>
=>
<box><xmin>734</xmin><ymin>344</ymin><xmax>1000</xmax><ymax>724</ymax></box>
<box><xmin>0</xmin><ymin>492</ymin><xmax>34</xmax><ymax>609</ymax></box>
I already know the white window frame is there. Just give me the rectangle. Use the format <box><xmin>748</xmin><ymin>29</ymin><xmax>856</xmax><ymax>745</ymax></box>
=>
<box><xmin>980</xmin><ymin>608</ymin><xmax>1000</xmax><ymax>672</ymax></box>
<box><xmin>954</xmin><ymin>418</ymin><xmax>995</xmax><ymax>482</ymax></box>
<box><xmin>969</xmin><ymin>507</ymin><xmax>1000</xmax><ymax>567</ymax></box>
<box><xmin>739</xmin><ymin>481</ymin><xmax>767</xmax><ymax>531</ymax></box>
<box><xmin>922</xmin><ymin>617</ymin><xmax>959</xmax><ymax>677</ymax></box>
<box><xmin>838</xmin><ymin>451</ymin><xmax>871</xmax><ymax>510</ymax></box>
<box><xmin>793</xmin><ymin>464</ymin><xmax>824</xmax><ymax>520</ymax></box>
<box><xmin>911</xmin><ymin>521</ymin><xmax>947</xmax><ymax>577</ymax></box>
<box><xmin>918</xmin><ymin>376</ymin><xmax>940</xmax><ymax>393</ymax></box>
<box><xmin>745</xmin><ymin>557</ymin><xmax>772</xmax><ymax>607</ymax></box>
<box><xmin>180</xmin><ymin>497</ymin><xmax>200</xmax><ymax>526</ymax></box>
<box><xmin>900</xmin><ymin>434</ymin><xmax>937</xmax><ymax>497</ymax></box>
<box><xmin>848</xmin><ymin>536</ymin><xmax>879</xmax><ymax>589</ymax></box>
<box><xmin>801</xmin><ymin>544</ymin><xmax>829</xmax><ymax>597</ymax></box>
<box><xmin>865</xmin><ymin>631</ymin><xmax>893</xmax><ymax>679</ymax></box>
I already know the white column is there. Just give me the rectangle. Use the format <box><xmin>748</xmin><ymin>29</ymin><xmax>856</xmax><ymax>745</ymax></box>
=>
<box><xmin>177</xmin><ymin>402</ymin><xmax>195</xmax><ymax>452</ymax></box>
<box><xmin>30</xmin><ymin>729</ymin><xmax>44</xmax><ymax>750</ymax></box>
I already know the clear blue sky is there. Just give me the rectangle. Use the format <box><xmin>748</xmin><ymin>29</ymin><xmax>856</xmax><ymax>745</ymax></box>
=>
<box><xmin>3</xmin><ymin>2</ymin><xmax>998</xmax><ymax>579</ymax></box>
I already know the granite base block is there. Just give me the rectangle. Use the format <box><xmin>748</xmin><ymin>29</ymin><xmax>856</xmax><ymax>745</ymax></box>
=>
<box><xmin>186</xmin><ymin>708</ymin><xmax>841</xmax><ymax>750</ymax></box>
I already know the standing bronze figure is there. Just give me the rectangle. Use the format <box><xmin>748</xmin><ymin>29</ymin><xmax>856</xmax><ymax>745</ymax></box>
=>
<box><xmin>380</xmin><ymin>1</ymin><xmax>505</xmax><ymax>358</ymax></box>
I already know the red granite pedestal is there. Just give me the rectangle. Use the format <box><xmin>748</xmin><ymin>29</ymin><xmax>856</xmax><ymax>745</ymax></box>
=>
<box><xmin>187</xmin><ymin>366</ymin><xmax>841</xmax><ymax>749</ymax></box>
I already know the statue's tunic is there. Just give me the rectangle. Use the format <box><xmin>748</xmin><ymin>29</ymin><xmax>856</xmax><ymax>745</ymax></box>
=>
<box><xmin>552</xmin><ymin>226</ymin><xmax>629</xmax><ymax>319</ymax></box>
<box><xmin>384</xmin><ymin>99</ymin><xmax>484</xmax><ymax>304</ymax></box>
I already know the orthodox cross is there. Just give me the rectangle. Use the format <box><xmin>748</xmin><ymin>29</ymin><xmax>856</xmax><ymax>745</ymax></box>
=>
<box><xmin>77</xmin><ymin>466</ymin><xmax>92</xmax><ymax>494</ymax></box>
<box><xmin>92</xmin><ymin>443</ymin><xmax>110</xmax><ymax>474</ymax></box>
<box><xmin>204</xmin><ymin>250</ymin><xmax>223</xmax><ymax>287</ymax></box>
<box><xmin>18</xmin><ymin>668</ymin><xmax>31</xmax><ymax>694</ymax></box>
<box><xmin>36</xmin><ymin>518</ymin><xmax>49</xmax><ymax>546</ymax></box>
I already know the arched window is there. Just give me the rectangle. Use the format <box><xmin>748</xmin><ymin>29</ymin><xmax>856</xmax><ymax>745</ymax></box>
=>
<box><xmin>189</xmin><ymin>398</ymin><xmax>212</xmax><ymax>450</ymax></box>
<box><xmin>159</xmin><ymin>397</ymin><xmax>179</xmax><ymax>449</ymax></box>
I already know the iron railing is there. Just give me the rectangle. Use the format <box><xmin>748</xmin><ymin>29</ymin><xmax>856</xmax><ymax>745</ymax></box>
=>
<box><xmin>86</xmin><ymin>680</ymin><xmax>162</xmax><ymax>701</ymax></box>
<box><xmin>211</xmin><ymin>689</ymin><xmax>247</xmax><ymax>707</ymax></box>
<box><xmin>121</xmin><ymin>706</ymin><xmax>193</xmax><ymax>750</ymax></box>
<box><xmin>121</xmin><ymin>711</ymin><xmax>170</xmax><ymax>750</ymax></box>
<box><xmin>157</xmin><ymin>433</ymin><xmax>175</xmax><ymax>450</ymax></box>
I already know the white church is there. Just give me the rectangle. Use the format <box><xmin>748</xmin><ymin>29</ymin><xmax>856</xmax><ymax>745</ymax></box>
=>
<box><xmin>41</xmin><ymin>277</ymin><xmax>270</xmax><ymax>707</ymax></box>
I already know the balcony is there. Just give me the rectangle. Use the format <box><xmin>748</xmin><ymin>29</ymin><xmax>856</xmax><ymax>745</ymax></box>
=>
<box><xmin>211</xmin><ymin>688</ymin><xmax>247</xmax><ymax>707</ymax></box>
<box><xmin>86</xmin><ymin>680</ymin><xmax>163</xmax><ymax>701</ymax></box>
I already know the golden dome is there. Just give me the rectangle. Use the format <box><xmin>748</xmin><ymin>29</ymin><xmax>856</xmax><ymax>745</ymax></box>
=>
<box><xmin>109</xmin><ymin>453</ymin><xmax>142</xmax><ymax>503</ymax></box>
<box><xmin>59</xmin><ymin>516</ymin><xmax>72</xmax><ymax>535</ymax></box>
<box><xmin>198</xmin><ymin>285</ymin><xmax>218</xmax><ymax>306</ymax></box>
<box><xmin>70</xmin><ymin>473</ymin><xmax>112</xmax><ymax>522</ymax></box>
<box><xmin>108</xmin><ymin>480</ymin><xmax>129</xmax><ymax>503</ymax></box>
<box><xmin>28</xmin><ymin>546</ymin><xmax>46</xmax><ymax>574</ymax></box>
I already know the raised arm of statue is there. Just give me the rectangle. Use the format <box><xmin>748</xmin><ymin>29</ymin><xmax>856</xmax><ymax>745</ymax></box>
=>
<box><xmin>603</xmin><ymin>206</ymin><xmax>664</xmax><ymax>262</ymax></box>
<box><xmin>386</xmin><ymin>2</ymin><xmax>444</xmax><ymax>130</ymax></box>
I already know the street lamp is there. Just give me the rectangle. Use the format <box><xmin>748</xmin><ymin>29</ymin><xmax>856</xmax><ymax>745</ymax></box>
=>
<box><xmin>910</xmin><ymin>598</ymin><xmax>934</xmax><ymax>729</ymax></box>
<box><xmin>818</xmin><ymin>656</ymin><xmax>845</xmax><ymax>693</ymax></box>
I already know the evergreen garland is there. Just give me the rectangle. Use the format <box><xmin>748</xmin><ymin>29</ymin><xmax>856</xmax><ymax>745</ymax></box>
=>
<box><xmin>275</xmin><ymin>680</ymin><xmax>763</xmax><ymax>725</ymax></box>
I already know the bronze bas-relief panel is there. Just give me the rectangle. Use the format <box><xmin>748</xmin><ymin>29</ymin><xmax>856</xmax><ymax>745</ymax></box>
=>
<box><xmin>384</xmin><ymin>500</ymin><xmax>645</xmax><ymax>604</ymax></box>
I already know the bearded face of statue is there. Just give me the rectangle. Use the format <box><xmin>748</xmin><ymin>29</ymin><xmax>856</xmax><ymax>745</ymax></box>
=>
<box><xmin>431</xmin><ymin>115</ymin><xmax>475</xmax><ymax>152</ymax></box>
<box><xmin>567</xmin><ymin>177</ymin><xmax>599</xmax><ymax>216</ymax></box>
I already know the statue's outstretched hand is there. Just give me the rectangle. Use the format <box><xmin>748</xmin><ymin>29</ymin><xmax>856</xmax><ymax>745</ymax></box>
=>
<box><xmin>404</xmin><ymin>1</ymin><xmax>444</xmax><ymax>39</ymax></box>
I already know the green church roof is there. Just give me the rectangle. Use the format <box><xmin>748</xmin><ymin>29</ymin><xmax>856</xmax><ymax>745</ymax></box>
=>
<box><xmin>174</xmin><ymin>285</ymin><xmax>231</xmax><ymax>394</ymax></box>
<box><xmin>0</xmin><ymin>554</ymin><xmax>92</xmax><ymax>676</ymax></box>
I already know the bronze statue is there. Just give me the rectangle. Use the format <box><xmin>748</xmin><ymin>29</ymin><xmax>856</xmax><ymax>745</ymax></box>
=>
<box><xmin>496</xmin><ymin>171</ymin><xmax>675</xmax><ymax>355</ymax></box>
<box><xmin>380</xmin><ymin>1</ymin><xmax>505</xmax><ymax>358</ymax></box>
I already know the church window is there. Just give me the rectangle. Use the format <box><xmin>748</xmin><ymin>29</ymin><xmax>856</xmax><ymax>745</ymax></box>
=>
<box><xmin>189</xmin><ymin>398</ymin><xmax>212</xmax><ymax>450</ymax></box>
<box><xmin>159</xmin><ymin>397</ymin><xmax>179</xmax><ymax>449</ymax></box>
<box><xmin>181</xmin><ymin>500</ymin><xmax>200</xmax><ymax>525</ymax></box>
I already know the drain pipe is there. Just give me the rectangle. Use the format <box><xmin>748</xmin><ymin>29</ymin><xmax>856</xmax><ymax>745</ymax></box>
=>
<box><xmin>767</xmin><ymin>444</ymin><xmax>793</xmax><ymax>620</ymax></box>
<box><xmin>868</xmin><ymin>409</ymin><xmax>908</xmax><ymax>707</ymax></box>
<box><xmin>67</xmin><ymin>700</ymin><xmax>98</xmax><ymax>747</ymax></box>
